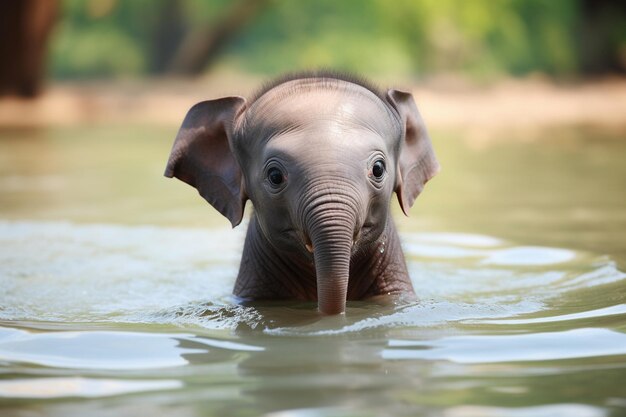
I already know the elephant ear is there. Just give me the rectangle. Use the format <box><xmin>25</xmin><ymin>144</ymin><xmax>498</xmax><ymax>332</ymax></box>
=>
<box><xmin>165</xmin><ymin>96</ymin><xmax>247</xmax><ymax>227</ymax></box>
<box><xmin>386</xmin><ymin>89</ymin><xmax>440</xmax><ymax>216</ymax></box>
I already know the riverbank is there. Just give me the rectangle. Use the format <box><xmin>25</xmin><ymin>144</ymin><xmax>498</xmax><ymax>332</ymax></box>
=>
<box><xmin>1</xmin><ymin>76</ymin><xmax>625</xmax><ymax>136</ymax></box>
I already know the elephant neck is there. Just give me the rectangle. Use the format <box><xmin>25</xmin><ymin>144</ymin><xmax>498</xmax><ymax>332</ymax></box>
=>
<box><xmin>234</xmin><ymin>215</ymin><xmax>318</xmax><ymax>301</ymax></box>
<box><xmin>347</xmin><ymin>218</ymin><xmax>414</xmax><ymax>300</ymax></box>
<box><xmin>233</xmin><ymin>214</ymin><xmax>414</xmax><ymax>302</ymax></box>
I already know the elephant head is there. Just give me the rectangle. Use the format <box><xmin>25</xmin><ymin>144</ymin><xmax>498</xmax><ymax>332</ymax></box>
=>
<box><xmin>165</xmin><ymin>73</ymin><xmax>439</xmax><ymax>315</ymax></box>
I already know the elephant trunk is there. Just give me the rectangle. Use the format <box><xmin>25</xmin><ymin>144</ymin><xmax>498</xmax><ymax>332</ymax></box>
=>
<box><xmin>305</xmin><ymin>199</ymin><xmax>358</xmax><ymax>315</ymax></box>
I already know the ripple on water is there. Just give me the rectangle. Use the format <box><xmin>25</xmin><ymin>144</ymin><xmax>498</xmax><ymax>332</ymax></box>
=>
<box><xmin>0</xmin><ymin>377</ymin><xmax>182</xmax><ymax>399</ymax></box>
<box><xmin>0</xmin><ymin>221</ymin><xmax>625</xmax><ymax>409</ymax></box>
<box><xmin>441</xmin><ymin>404</ymin><xmax>608</xmax><ymax>417</ymax></box>
<box><xmin>0</xmin><ymin>326</ymin><xmax>200</xmax><ymax>370</ymax></box>
<box><xmin>383</xmin><ymin>327</ymin><xmax>626</xmax><ymax>363</ymax></box>
<box><xmin>0</xmin><ymin>221</ymin><xmax>624</xmax><ymax>334</ymax></box>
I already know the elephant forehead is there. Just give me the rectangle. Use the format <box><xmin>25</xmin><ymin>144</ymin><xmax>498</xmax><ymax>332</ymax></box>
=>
<box><xmin>242</xmin><ymin>86</ymin><xmax>400</xmax><ymax>144</ymax></box>
<box><xmin>267</xmin><ymin>124</ymin><xmax>387</xmax><ymax>156</ymax></box>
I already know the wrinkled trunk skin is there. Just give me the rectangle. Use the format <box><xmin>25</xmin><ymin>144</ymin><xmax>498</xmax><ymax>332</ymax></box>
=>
<box><xmin>306</xmin><ymin>204</ymin><xmax>357</xmax><ymax>315</ymax></box>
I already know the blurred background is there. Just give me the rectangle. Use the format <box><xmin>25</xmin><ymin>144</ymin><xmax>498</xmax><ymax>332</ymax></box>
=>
<box><xmin>0</xmin><ymin>0</ymin><xmax>625</xmax><ymax>264</ymax></box>
<box><xmin>46</xmin><ymin>0</ymin><xmax>626</xmax><ymax>79</ymax></box>
<box><xmin>2</xmin><ymin>0</ymin><xmax>626</xmax><ymax>92</ymax></box>
<box><xmin>1</xmin><ymin>0</ymin><xmax>625</xmax><ymax>128</ymax></box>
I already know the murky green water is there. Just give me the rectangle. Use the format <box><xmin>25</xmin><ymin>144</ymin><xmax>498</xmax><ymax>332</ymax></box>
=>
<box><xmin>1</xmin><ymin>126</ymin><xmax>625</xmax><ymax>416</ymax></box>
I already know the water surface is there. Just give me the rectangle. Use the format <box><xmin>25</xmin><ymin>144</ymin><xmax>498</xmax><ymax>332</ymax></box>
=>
<box><xmin>0</xmin><ymin>126</ymin><xmax>625</xmax><ymax>417</ymax></box>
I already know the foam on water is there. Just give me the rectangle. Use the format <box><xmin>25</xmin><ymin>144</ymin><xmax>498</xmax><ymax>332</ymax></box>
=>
<box><xmin>1</xmin><ymin>221</ymin><xmax>624</xmax><ymax>334</ymax></box>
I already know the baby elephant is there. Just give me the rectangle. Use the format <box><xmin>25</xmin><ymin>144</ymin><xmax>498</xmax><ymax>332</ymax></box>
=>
<box><xmin>165</xmin><ymin>72</ymin><xmax>439</xmax><ymax>314</ymax></box>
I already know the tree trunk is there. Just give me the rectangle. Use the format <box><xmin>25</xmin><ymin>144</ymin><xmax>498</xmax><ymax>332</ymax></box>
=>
<box><xmin>167</xmin><ymin>0</ymin><xmax>269</xmax><ymax>75</ymax></box>
<box><xmin>0</xmin><ymin>0</ymin><xmax>58</xmax><ymax>97</ymax></box>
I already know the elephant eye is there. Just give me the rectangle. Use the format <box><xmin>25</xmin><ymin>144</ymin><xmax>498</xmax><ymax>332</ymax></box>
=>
<box><xmin>267</xmin><ymin>167</ymin><xmax>285</xmax><ymax>186</ymax></box>
<box><xmin>372</xmin><ymin>159</ymin><xmax>386</xmax><ymax>180</ymax></box>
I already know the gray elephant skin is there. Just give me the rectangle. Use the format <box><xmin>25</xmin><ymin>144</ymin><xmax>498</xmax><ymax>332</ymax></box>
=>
<box><xmin>165</xmin><ymin>72</ymin><xmax>439</xmax><ymax>315</ymax></box>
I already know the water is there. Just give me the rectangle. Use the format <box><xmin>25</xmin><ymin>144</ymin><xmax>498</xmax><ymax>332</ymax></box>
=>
<box><xmin>1</xmin><ymin>126</ymin><xmax>625</xmax><ymax>416</ymax></box>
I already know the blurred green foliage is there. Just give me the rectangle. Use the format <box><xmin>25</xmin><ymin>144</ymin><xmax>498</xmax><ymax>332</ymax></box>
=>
<box><xmin>50</xmin><ymin>0</ymin><xmax>624</xmax><ymax>80</ymax></box>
